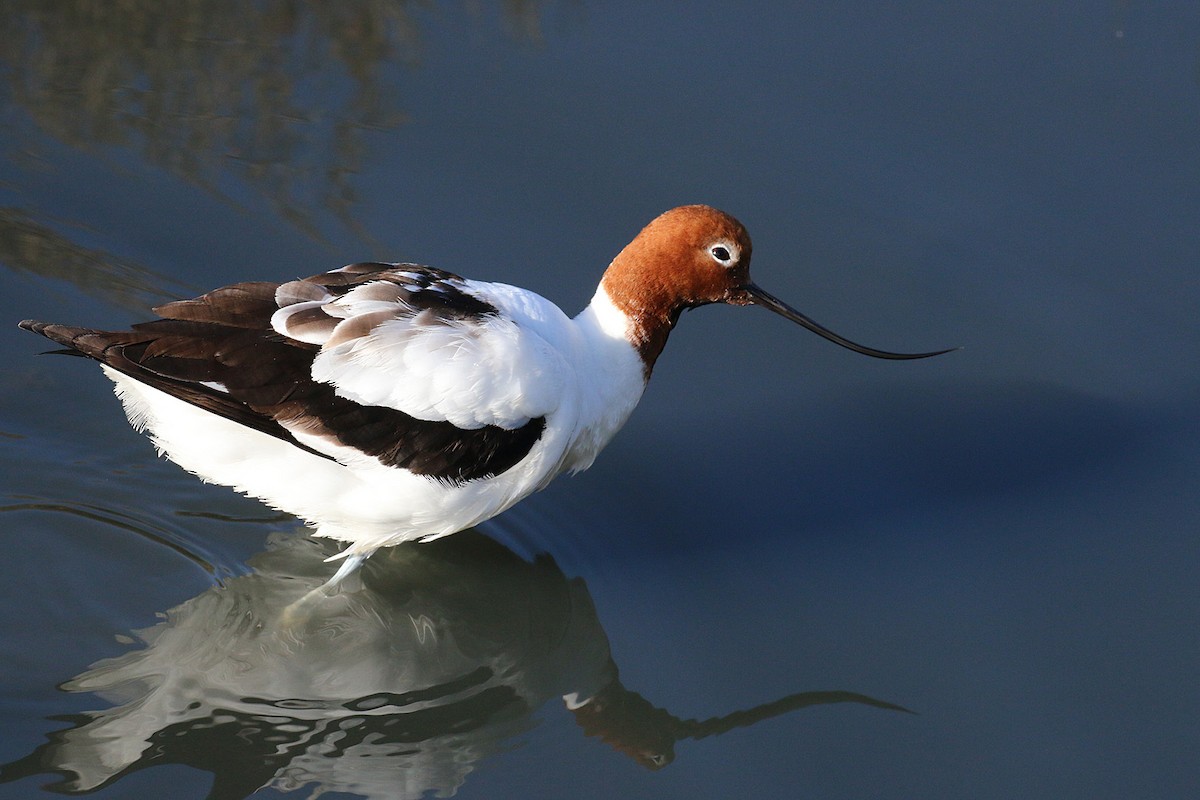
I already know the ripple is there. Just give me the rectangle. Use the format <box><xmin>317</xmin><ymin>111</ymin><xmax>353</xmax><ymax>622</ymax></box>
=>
<box><xmin>0</xmin><ymin>497</ymin><xmax>261</xmax><ymax>586</ymax></box>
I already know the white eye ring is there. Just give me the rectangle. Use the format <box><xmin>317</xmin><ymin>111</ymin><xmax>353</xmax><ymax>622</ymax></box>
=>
<box><xmin>709</xmin><ymin>242</ymin><xmax>738</xmax><ymax>267</ymax></box>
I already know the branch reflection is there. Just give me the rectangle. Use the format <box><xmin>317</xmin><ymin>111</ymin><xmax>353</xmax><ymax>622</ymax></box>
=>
<box><xmin>1</xmin><ymin>1</ymin><xmax>548</xmax><ymax>246</ymax></box>
<box><xmin>1</xmin><ymin>531</ymin><xmax>907</xmax><ymax>798</ymax></box>
<box><xmin>0</xmin><ymin>208</ymin><xmax>193</xmax><ymax>310</ymax></box>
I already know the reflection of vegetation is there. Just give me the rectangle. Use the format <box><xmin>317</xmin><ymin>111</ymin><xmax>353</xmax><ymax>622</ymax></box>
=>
<box><xmin>0</xmin><ymin>208</ymin><xmax>192</xmax><ymax>310</ymax></box>
<box><xmin>0</xmin><ymin>1</ymin><xmax>548</xmax><ymax>244</ymax></box>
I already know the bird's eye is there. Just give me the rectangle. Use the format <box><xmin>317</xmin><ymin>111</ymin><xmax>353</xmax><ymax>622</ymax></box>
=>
<box><xmin>709</xmin><ymin>244</ymin><xmax>735</xmax><ymax>266</ymax></box>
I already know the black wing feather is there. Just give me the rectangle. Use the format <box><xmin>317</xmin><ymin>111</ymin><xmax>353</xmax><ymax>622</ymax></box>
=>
<box><xmin>19</xmin><ymin>266</ymin><xmax>544</xmax><ymax>484</ymax></box>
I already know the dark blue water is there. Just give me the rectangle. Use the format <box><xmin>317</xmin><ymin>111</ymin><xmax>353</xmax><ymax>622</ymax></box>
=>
<box><xmin>1</xmin><ymin>3</ymin><xmax>1197</xmax><ymax>798</ymax></box>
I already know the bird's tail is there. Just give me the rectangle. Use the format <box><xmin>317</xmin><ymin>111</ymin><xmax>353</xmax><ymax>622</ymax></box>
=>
<box><xmin>18</xmin><ymin>320</ymin><xmax>110</xmax><ymax>359</ymax></box>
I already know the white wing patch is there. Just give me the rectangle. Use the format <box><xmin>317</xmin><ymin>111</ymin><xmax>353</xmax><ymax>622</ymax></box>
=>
<box><xmin>271</xmin><ymin>271</ymin><xmax>567</xmax><ymax>430</ymax></box>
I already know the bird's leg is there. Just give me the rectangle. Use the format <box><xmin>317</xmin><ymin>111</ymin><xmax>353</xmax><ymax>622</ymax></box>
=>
<box><xmin>322</xmin><ymin>550</ymin><xmax>373</xmax><ymax>591</ymax></box>
<box><xmin>278</xmin><ymin>549</ymin><xmax>376</xmax><ymax>625</ymax></box>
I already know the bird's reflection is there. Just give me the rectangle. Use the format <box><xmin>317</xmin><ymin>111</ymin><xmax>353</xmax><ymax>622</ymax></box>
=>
<box><xmin>2</xmin><ymin>530</ymin><xmax>907</xmax><ymax>798</ymax></box>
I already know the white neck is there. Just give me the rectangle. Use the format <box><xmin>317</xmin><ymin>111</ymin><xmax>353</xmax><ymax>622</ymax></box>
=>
<box><xmin>561</xmin><ymin>286</ymin><xmax>649</xmax><ymax>473</ymax></box>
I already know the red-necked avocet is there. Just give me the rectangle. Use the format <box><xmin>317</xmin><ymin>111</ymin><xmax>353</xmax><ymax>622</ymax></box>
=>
<box><xmin>20</xmin><ymin>205</ymin><xmax>951</xmax><ymax>586</ymax></box>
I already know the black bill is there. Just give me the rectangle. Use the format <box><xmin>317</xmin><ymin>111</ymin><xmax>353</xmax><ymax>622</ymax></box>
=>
<box><xmin>740</xmin><ymin>283</ymin><xmax>954</xmax><ymax>361</ymax></box>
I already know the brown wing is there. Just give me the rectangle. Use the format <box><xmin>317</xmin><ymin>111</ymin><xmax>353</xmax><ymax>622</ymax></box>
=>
<box><xmin>19</xmin><ymin>267</ymin><xmax>546</xmax><ymax>484</ymax></box>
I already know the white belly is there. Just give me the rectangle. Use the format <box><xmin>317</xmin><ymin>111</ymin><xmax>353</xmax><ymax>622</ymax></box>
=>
<box><xmin>103</xmin><ymin>367</ymin><xmax>566</xmax><ymax>553</ymax></box>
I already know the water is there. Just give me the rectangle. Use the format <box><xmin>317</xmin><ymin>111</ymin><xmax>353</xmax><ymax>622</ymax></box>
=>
<box><xmin>1</xmin><ymin>3</ymin><xmax>1198</xmax><ymax>798</ymax></box>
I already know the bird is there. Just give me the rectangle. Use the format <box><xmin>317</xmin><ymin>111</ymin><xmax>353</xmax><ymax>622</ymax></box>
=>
<box><xmin>20</xmin><ymin>205</ymin><xmax>951</xmax><ymax>585</ymax></box>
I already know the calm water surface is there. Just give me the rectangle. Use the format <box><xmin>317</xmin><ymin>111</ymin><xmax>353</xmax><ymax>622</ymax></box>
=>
<box><xmin>1</xmin><ymin>3</ymin><xmax>1197</xmax><ymax>799</ymax></box>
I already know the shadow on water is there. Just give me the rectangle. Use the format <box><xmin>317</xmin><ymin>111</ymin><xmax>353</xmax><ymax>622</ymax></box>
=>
<box><xmin>626</xmin><ymin>381</ymin><xmax>1184</xmax><ymax>561</ymax></box>
<box><xmin>0</xmin><ymin>530</ymin><xmax>907</xmax><ymax>799</ymax></box>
